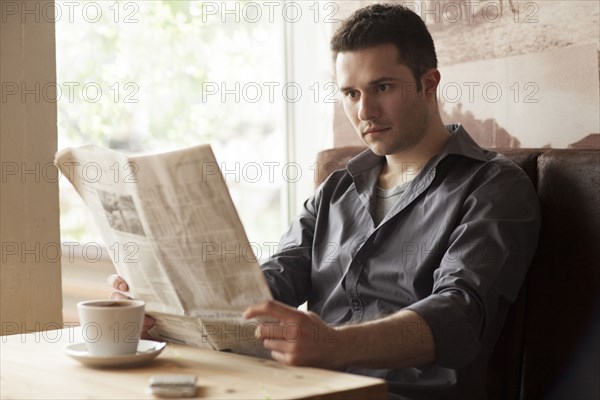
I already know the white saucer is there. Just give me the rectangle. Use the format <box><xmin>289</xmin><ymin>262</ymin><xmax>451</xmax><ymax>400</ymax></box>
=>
<box><xmin>63</xmin><ymin>340</ymin><xmax>166</xmax><ymax>368</ymax></box>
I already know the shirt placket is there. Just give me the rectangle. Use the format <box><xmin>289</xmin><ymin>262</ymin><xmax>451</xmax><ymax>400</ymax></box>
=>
<box><xmin>343</xmin><ymin>167</ymin><xmax>437</xmax><ymax>324</ymax></box>
<box><xmin>346</xmin><ymin>233</ymin><xmax>371</xmax><ymax>323</ymax></box>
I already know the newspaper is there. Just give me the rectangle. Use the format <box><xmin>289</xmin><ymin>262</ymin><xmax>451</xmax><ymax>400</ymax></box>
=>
<box><xmin>55</xmin><ymin>144</ymin><xmax>273</xmax><ymax>357</ymax></box>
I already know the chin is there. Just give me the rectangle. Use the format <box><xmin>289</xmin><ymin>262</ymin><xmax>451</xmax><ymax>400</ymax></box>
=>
<box><xmin>370</xmin><ymin>148</ymin><xmax>387</xmax><ymax>156</ymax></box>
<box><xmin>360</xmin><ymin>137</ymin><xmax>380</xmax><ymax>153</ymax></box>
<box><xmin>364</xmin><ymin>140</ymin><xmax>403</xmax><ymax>157</ymax></box>
<box><xmin>364</xmin><ymin>143</ymin><xmax>388</xmax><ymax>157</ymax></box>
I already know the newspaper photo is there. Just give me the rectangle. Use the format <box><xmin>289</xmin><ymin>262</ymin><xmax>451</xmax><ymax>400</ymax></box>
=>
<box><xmin>55</xmin><ymin>144</ymin><xmax>273</xmax><ymax>357</ymax></box>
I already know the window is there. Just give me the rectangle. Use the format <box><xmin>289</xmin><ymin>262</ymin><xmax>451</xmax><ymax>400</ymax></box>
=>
<box><xmin>56</xmin><ymin>1</ymin><xmax>288</xmax><ymax>257</ymax></box>
<box><xmin>56</xmin><ymin>1</ymin><xmax>336</xmax><ymax>321</ymax></box>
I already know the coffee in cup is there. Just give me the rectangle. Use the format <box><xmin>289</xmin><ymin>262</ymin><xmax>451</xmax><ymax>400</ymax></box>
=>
<box><xmin>77</xmin><ymin>299</ymin><xmax>145</xmax><ymax>356</ymax></box>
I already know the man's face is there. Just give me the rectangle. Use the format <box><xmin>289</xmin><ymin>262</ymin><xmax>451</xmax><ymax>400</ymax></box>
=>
<box><xmin>336</xmin><ymin>43</ymin><xmax>432</xmax><ymax>156</ymax></box>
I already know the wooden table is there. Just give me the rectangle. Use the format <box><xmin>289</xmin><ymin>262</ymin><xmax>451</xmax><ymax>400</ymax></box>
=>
<box><xmin>0</xmin><ymin>327</ymin><xmax>387</xmax><ymax>399</ymax></box>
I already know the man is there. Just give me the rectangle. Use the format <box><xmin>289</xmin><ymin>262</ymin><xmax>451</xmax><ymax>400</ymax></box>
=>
<box><xmin>113</xmin><ymin>4</ymin><xmax>540</xmax><ymax>399</ymax></box>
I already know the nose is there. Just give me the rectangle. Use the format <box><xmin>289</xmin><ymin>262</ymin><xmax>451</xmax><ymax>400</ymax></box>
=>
<box><xmin>357</xmin><ymin>94</ymin><xmax>380</xmax><ymax>121</ymax></box>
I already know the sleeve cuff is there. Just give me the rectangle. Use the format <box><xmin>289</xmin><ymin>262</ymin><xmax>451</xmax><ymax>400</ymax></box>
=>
<box><xmin>405</xmin><ymin>291</ymin><xmax>483</xmax><ymax>369</ymax></box>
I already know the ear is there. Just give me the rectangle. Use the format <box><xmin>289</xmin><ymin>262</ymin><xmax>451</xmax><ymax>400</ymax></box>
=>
<box><xmin>420</xmin><ymin>68</ymin><xmax>441</xmax><ymax>96</ymax></box>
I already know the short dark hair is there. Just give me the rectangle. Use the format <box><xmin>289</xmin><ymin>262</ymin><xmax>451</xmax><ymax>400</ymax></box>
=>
<box><xmin>330</xmin><ymin>3</ymin><xmax>437</xmax><ymax>91</ymax></box>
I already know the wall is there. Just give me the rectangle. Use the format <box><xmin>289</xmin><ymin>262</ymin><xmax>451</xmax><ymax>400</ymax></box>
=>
<box><xmin>1</xmin><ymin>0</ymin><xmax>63</xmax><ymax>334</ymax></box>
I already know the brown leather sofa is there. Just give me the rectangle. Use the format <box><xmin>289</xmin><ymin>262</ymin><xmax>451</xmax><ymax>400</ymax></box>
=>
<box><xmin>314</xmin><ymin>147</ymin><xmax>600</xmax><ymax>400</ymax></box>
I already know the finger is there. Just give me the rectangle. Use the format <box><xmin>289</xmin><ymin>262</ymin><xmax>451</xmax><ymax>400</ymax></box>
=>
<box><xmin>269</xmin><ymin>350</ymin><xmax>297</xmax><ymax>366</ymax></box>
<box><xmin>270</xmin><ymin>350</ymin><xmax>286</xmax><ymax>364</ymax></box>
<box><xmin>106</xmin><ymin>274</ymin><xmax>129</xmax><ymax>292</ymax></box>
<box><xmin>140</xmin><ymin>315</ymin><xmax>156</xmax><ymax>340</ymax></box>
<box><xmin>262</xmin><ymin>338</ymin><xmax>297</xmax><ymax>353</ymax></box>
<box><xmin>243</xmin><ymin>300</ymin><xmax>302</xmax><ymax>322</ymax></box>
<box><xmin>141</xmin><ymin>330</ymin><xmax>154</xmax><ymax>340</ymax></box>
<box><xmin>110</xmin><ymin>291</ymin><xmax>130</xmax><ymax>300</ymax></box>
<box><xmin>255</xmin><ymin>321</ymin><xmax>302</xmax><ymax>341</ymax></box>
<box><xmin>143</xmin><ymin>315</ymin><xmax>156</xmax><ymax>330</ymax></box>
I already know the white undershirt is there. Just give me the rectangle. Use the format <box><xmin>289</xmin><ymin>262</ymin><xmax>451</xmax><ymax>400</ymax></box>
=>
<box><xmin>374</xmin><ymin>181</ymin><xmax>410</xmax><ymax>225</ymax></box>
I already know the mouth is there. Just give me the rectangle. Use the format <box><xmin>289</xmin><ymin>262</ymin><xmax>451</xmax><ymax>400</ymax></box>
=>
<box><xmin>363</xmin><ymin>127</ymin><xmax>391</xmax><ymax>137</ymax></box>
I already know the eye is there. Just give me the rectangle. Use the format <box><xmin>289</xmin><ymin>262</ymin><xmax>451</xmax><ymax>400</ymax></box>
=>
<box><xmin>344</xmin><ymin>90</ymin><xmax>358</xmax><ymax>99</ymax></box>
<box><xmin>377</xmin><ymin>83</ymin><xmax>390</xmax><ymax>92</ymax></box>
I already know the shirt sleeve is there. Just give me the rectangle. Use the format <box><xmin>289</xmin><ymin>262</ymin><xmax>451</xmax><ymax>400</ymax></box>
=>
<box><xmin>260</xmin><ymin>184</ymin><xmax>322</xmax><ymax>307</ymax></box>
<box><xmin>405</xmin><ymin>159</ymin><xmax>541</xmax><ymax>369</ymax></box>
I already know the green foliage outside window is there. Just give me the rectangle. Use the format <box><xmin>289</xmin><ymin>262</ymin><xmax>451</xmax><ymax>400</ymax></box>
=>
<box><xmin>57</xmin><ymin>0</ymin><xmax>285</xmax><ymax>255</ymax></box>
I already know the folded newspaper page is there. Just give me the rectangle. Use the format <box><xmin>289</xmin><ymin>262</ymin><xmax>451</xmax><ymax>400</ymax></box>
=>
<box><xmin>55</xmin><ymin>144</ymin><xmax>273</xmax><ymax>357</ymax></box>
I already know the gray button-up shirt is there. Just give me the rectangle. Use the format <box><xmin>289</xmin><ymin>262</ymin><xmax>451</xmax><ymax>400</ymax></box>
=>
<box><xmin>261</xmin><ymin>125</ymin><xmax>541</xmax><ymax>399</ymax></box>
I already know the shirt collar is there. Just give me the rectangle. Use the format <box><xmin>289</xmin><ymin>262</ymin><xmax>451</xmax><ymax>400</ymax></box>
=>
<box><xmin>439</xmin><ymin>124</ymin><xmax>489</xmax><ymax>163</ymax></box>
<box><xmin>345</xmin><ymin>124</ymin><xmax>489</xmax><ymax>223</ymax></box>
<box><xmin>346</xmin><ymin>124</ymin><xmax>489</xmax><ymax>178</ymax></box>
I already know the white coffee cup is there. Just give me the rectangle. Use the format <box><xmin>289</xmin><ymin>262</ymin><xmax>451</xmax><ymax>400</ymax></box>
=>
<box><xmin>77</xmin><ymin>299</ymin><xmax>145</xmax><ymax>356</ymax></box>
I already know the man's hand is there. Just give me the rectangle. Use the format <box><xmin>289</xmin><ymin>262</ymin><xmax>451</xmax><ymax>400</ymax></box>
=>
<box><xmin>243</xmin><ymin>300</ymin><xmax>344</xmax><ymax>369</ymax></box>
<box><xmin>107</xmin><ymin>274</ymin><xmax>156</xmax><ymax>338</ymax></box>
<box><xmin>107</xmin><ymin>274</ymin><xmax>131</xmax><ymax>298</ymax></box>
<box><xmin>246</xmin><ymin>301</ymin><xmax>436</xmax><ymax>370</ymax></box>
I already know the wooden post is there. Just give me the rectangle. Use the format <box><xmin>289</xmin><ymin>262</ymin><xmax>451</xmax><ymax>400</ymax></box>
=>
<box><xmin>1</xmin><ymin>0</ymin><xmax>63</xmax><ymax>334</ymax></box>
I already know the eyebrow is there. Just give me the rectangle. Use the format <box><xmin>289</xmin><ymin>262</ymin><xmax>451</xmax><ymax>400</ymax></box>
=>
<box><xmin>339</xmin><ymin>77</ymin><xmax>401</xmax><ymax>93</ymax></box>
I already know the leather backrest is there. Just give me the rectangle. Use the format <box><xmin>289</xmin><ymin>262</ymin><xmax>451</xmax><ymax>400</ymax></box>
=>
<box><xmin>314</xmin><ymin>146</ymin><xmax>367</xmax><ymax>188</ymax></box>
<box><xmin>520</xmin><ymin>150</ymin><xmax>600</xmax><ymax>400</ymax></box>
<box><xmin>485</xmin><ymin>149</ymin><xmax>544</xmax><ymax>400</ymax></box>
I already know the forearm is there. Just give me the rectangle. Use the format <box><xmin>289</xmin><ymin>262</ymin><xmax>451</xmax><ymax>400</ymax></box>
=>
<box><xmin>335</xmin><ymin>310</ymin><xmax>435</xmax><ymax>369</ymax></box>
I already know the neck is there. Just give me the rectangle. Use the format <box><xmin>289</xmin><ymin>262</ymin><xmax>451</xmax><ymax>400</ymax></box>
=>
<box><xmin>379</xmin><ymin>123</ymin><xmax>450</xmax><ymax>189</ymax></box>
